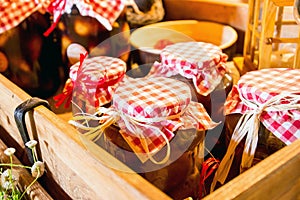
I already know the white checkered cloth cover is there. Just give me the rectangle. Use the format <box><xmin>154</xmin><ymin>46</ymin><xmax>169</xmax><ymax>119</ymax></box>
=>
<box><xmin>148</xmin><ymin>42</ymin><xmax>228</xmax><ymax>96</ymax></box>
<box><xmin>0</xmin><ymin>0</ymin><xmax>125</xmax><ymax>34</ymax></box>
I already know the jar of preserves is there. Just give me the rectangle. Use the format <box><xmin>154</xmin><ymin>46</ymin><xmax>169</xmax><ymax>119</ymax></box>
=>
<box><xmin>147</xmin><ymin>41</ymin><xmax>233</xmax><ymax>161</ymax></box>
<box><xmin>57</xmin><ymin>3</ymin><xmax>130</xmax><ymax>70</ymax></box>
<box><xmin>0</xmin><ymin>7</ymin><xmax>63</xmax><ymax>98</ymax></box>
<box><xmin>211</xmin><ymin>68</ymin><xmax>300</xmax><ymax>191</ymax></box>
<box><xmin>70</xmin><ymin>76</ymin><xmax>218</xmax><ymax>200</ymax></box>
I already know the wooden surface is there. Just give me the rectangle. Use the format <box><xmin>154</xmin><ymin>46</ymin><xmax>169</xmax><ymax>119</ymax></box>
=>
<box><xmin>0</xmin><ymin>74</ymin><xmax>170</xmax><ymax>200</ymax></box>
<box><xmin>0</xmin><ymin>137</ymin><xmax>53</xmax><ymax>200</ymax></box>
<box><xmin>162</xmin><ymin>0</ymin><xmax>249</xmax><ymax>54</ymax></box>
<box><xmin>163</xmin><ymin>0</ymin><xmax>249</xmax><ymax>31</ymax></box>
<box><xmin>203</xmin><ymin>138</ymin><xmax>300</xmax><ymax>200</ymax></box>
<box><xmin>271</xmin><ymin>0</ymin><xmax>294</xmax><ymax>6</ymax></box>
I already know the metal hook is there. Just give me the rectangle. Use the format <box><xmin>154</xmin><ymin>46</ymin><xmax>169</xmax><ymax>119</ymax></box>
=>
<box><xmin>14</xmin><ymin>97</ymin><xmax>51</xmax><ymax>165</ymax></box>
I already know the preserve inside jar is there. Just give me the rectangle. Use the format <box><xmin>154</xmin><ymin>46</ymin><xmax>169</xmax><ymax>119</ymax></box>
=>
<box><xmin>223</xmin><ymin>113</ymin><xmax>286</xmax><ymax>183</ymax></box>
<box><xmin>0</xmin><ymin>12</ymin><xmax>63</xmax><ymax>98</ymax></box>
<box><xmin>100</xmin><ymin>125</ymin><xmax>204</xmax><ymax>200</ymax></box>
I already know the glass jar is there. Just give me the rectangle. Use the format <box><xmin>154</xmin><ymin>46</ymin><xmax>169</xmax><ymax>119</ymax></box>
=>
<box><xmin>71</xmin><ymin>76</ymin><xmax>218</xmax><ymax>200</ymax></box>
<box><xmin>147</xmin><ymin>41</ymin><xmax>233</xmax><ymax>162</ymax></box>
<box><xmin>0</xmin><ymin>12</ymin><xmax>63</xmax><ymax>98</ymax></box>
<box><xmin>58</xmin><ymin>5</ymin><xmax>130</xmax><ymax>70</ymax></box>
<box><xmin>211</xmin><ymin>68</ymin><xmax>300</xmax><ymax>191</ymax></box>
<box><xmin>102</xmin><ymin>125</ymin><xmax>204</xmax><ymax>200</ymax></box>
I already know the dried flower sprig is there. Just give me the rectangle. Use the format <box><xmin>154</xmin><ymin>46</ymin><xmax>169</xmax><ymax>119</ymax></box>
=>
<box><xmin>0</xmin><ymin>140</ymin><xmax>45</xmax><ymax>200</ymax></box>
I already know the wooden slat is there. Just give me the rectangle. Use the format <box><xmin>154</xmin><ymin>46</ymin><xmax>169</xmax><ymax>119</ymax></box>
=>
<box><xmin>259</xmin><ymin>0</ymin><xmax>277</xmax><ymax>69</ymax></box>
<box><xmin>0</xmin><ymin>74</ymin><xmax>170</xmax><ymax>200</ymax></box>
<box><xmin>271</xmin><ymin>0</ymin><xmax>294</xmax><ymax>6</ymax></box>
<box><xmin>163</xmin><ymin>0</ymin><xmax>249</xmax><ymax>31</ymax></box>
<box><xmin>203</xmin><ymin>138</ymin><xmax>300</xmax><ymax>200</ymax></box>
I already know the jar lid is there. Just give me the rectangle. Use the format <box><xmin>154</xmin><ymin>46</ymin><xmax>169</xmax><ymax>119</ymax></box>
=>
<box><xmin>113</xmin><ymin>76</ymin><xmax>191</xmax><ymax>119</ymax></box>
<box><xmin>70</xmin><ymin>56</ymin><xmax>126</xmax><ymax>85</ymax></box>
<box><xmin>54</xmin><ymin>56</ymin><xmax>126</xmax><ymax>109</ymax></box>
<box><xmin>226</xmin><ymin>68</ymin><xmax>300</xmax><ymax>144</ymax></box>
<box><xmin>148</xmin><ymin>42</ymin><xmax>228</xmax><ymax>96</ymax></box>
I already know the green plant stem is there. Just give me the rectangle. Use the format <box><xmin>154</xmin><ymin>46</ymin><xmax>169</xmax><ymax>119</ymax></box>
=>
<box><xmin>9</xmin><ymin>155</ymin><xmax>17</xmax><ymax>196</ymax></box>
<box><xmin>31</xmin><ymin>148</ymin><xmax>37</xmax><ymax>163</ymax></box>
<box><xmin>19</xmin><ymin>169</ymin><xmax>40</xmax><ymax>200</ymax></box>
<box><xmin>0</xmin><ymin>164</ymin><xmax>31</xmax><ymax>170</ymax></box>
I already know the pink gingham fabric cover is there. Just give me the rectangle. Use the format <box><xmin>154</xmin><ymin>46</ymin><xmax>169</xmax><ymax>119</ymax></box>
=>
<box><xmin>112</xmin><ymin>76</ymin><xmax>217</xmax><ymax>162</ymax></box>
<box><xmin>56</xmin><ymin>56</ymin><xmax>126</xmax><ymax>109</ymax></box>
<box><xmin>225</xmin><ymin>68</ymin><xmax>300</xmax><ymax>145</ymax></box>
<box><xmin>0</xmin><ymin>0</ymin><xmax>125</xmax><ymax>34</ymax></box>
<box><xmin>148</xmin><ymin>42</ymin><xmax>228</xmax><ymax>96</ymax></box>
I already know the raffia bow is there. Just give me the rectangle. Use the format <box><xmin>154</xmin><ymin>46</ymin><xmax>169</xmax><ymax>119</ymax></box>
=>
<box><xmin>69</xmin><ymin>106</ymin><xmax>181</xmax><ymax>164</ymax></box>
<box><xmin>211</xmin><ymin>92</ymin><xmax>300</xmax><ymax>192</ymax></box>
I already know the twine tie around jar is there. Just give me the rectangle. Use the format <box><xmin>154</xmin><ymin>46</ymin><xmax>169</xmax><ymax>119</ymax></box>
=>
<box><xmin>69</xmin><ymin>106</ymin><xmax>189</xmax><ymax>165</ymax></box>
<box><xmin>211</xmin><ymin>92</ymin><xmax>300</xmax><ymax>192</ymax></box>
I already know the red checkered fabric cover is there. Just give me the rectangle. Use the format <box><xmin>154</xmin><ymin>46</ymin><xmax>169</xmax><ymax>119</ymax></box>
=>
<box><xmin>148</xmin><ymin>42</ymin><xmax>228</xmax><ymax>96</ymax></box>
<box><xmin>111</xmin><ymin>76</ymin><xmax>217</xmax><ymax>162</ymax></box>
<box><xmin>225</xmin><ymin>68</ymin><xmax>300</xmax><ymax>144</ymax></box>
<box><xmin>0</xmin><ymin>0</ymin><xmax>125</xmax><ymax>34</ymax></box>
<box><xmin>54</xmin><ymin>56</ymin><xmax>126</xmax><ymax>109</ymax></box>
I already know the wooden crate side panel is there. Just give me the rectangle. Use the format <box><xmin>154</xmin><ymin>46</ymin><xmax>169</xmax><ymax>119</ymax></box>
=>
<box><xmin>163</xmin><ymin>0</ymin><xmax>249</xmax><ymax>31</ymax></box>
<box><xmin>0</xmin><ymin>74</ymin><xmax>170</xmax><ymax>200</ymax></box>
<box><xmin>203</xmin><ymin>138</ymin><xmax>300</xmax><ymax>200</ymax></box>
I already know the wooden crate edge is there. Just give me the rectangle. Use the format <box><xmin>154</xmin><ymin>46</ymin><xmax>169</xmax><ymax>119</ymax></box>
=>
<box><xmin>0</xmin><ymin>74</ymin><xmax>170</xmax><ymax>200</ymax></box>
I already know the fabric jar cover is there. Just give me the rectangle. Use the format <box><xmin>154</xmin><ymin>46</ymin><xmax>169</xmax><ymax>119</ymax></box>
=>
<box><xmin>212</xmin><ymin>68</ymin><xmax>300</xmax><ymax>190</ymax></box>
<box><xmin>54</xmin><ymin>55</ymin><xmax>126</xmax><ymax>110</ymax></box>
<box><xmin>70</xmin><ymin>76</ymin><xmax>218</xmax><ymax>164</ymax></box>
<box><xmin>148</xmin><ymin>41</ymin><xmax>228</xmax><ymax>96</ymax></box>
<box><xmin>0</xmin><ymin>0</ymin><xmax>126</xmax><ymax>35</ymax></box>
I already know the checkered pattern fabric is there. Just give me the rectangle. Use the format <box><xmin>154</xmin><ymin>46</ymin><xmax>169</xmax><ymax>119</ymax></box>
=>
<box><xmin>0</xmin><ymin>1</ymin><xmax>42</xmax><ymax>34</ymax></box>
<box><xmin>112</xmin><ymin>76</ymin><xmax>217</xmax><ymax>162</ymax></box>
<box><xmin>0</xmin><ymin>0</ymin><xmax>125</xmax><ymax>34</ymax></box>
<box><xmin>225</xmin><ymin>68</ymin><xmax>300</xmax><ymax>144</ymax></box>
<box><xmin>54</xmin><ymin>56</ymin><xmax>126</xmax><ymax>110</ymax></box>
<box><xmin>148</xmin><ymin>42</ymin><xmax>228</xmax><ymax>96</ymax></box>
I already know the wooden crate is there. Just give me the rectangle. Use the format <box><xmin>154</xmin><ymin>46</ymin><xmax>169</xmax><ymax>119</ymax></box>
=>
<box><xmin>0</xmin><ymin>73</ymin><xmax>300</xmax><ymax>199</ymax></box>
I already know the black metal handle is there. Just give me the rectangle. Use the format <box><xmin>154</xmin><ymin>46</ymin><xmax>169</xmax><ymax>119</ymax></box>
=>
<box><xmin>14</xmin><ymin>97</ymin><xmax>51</xmax><ymax>165</ymax></box>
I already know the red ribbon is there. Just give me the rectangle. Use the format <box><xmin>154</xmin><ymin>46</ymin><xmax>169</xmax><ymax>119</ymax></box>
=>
<box><xmin>199</xmin><ymin>157</ymin><xmax>220</xmax><ymax>198</ymax></box>
<box><xmin>53</xmin><ymin>52</ymin><xmax>88</xmax><ymax>108</ymax></box>
<box><xmin>43</xmin><ymin>0</ymin><xmax>67</xmax><ymax>37</ymax></box>
<box><xmin>54</xmin><ymin>52</ymin><xmax>125</xmax><ymax>109</ymax></box>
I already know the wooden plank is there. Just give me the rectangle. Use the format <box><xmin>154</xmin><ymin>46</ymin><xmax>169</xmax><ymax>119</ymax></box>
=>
<box><xmin>163</xmin><ymin>0</ymin><xmax>249</xmax><ymax>31</ymax></box>
<box><xmin>203</xmin><ymin>138</ymin><xmax>300</xmax><ymax>200</ymax></box>
<box><xmin>259</xmin><ymin>0</ymin><xmax>277</xmax><ymax>69</ymax></box>
<box><xmin>0</xmin><ymin>74</ymin><xmax>170</xmax><ymax>199</ymax></box>
<box><xmin>0</xmin><ymin>137</ymin><xmax>53</xmax><ymax>200</ymax></box>
<box><xmin>271</xmin><ymin>0</ymin><xmax>294</xmax><ymax>6</ymax></box>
